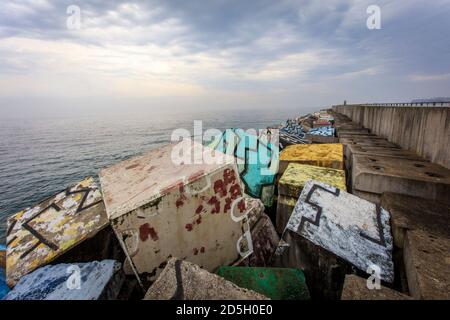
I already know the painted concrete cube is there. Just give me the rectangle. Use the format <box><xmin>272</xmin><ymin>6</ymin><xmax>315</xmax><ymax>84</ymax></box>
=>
<box><xmin>4</xmin><ymin>260</ymin><xmax>123</xmax><ymax>300</ymax></box>
<box><xmin>276</xmin><ymin>163</ymin><xmax>346</xmax><ymax>233</ymax></box>
<box><xmin>279</xmin><ymin>143</ymin><xmax>344</xmax><ymax>175</ymax></box>
<box><xmin>285</xmin><ymin>180</ymin><xmax>394</xmax><ymax>282</ymax></box>
<box><xmin>6</xmin><ymin>177</ymin><xmax>109</xmax><ymax>287</ymax></box>
<box><xmin>99</xmin><ymin>139</ymin><xmax>254</xmax><ymax>289</ymax></box>
<box><xmin>210</xmin><ymin>128</ymin><xmax>278</xmax><ymax>207</ymax></box>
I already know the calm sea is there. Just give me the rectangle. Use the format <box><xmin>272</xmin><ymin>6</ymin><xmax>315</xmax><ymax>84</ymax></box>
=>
<box><xmin>0</xmin><ymin>106</ymin><xmax>317</xmax><ymax>243</ymax></box>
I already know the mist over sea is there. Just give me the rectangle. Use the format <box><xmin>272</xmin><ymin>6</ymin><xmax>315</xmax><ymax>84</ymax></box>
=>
<box><xmin>0</xmin><ymin>106</ymin><xmax>317</xmax><ymax>242</ymax></box>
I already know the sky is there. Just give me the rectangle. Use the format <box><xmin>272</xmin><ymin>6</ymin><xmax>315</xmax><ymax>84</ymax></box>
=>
<box><xmin>0</xmin><ymin>0</ymin><xmax>449</xmax><ymax>116</ymax></box>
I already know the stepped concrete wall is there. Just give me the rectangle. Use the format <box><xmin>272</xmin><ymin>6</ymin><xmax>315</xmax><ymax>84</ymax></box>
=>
<box><xmin>332</xmin><ymin>105</ymin><xmax>450</xmax><ymax>169</ymax></box>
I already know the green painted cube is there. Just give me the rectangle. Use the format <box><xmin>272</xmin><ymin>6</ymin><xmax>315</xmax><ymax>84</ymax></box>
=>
<box><xmin>215</xmin><ymin>266</ymin><xmax>310</xmax><ymax>300</ymax></box>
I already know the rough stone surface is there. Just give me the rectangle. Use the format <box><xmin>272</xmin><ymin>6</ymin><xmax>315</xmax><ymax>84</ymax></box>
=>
<box><xmin>381</xmin><ymin>192</ymin><xmax>450</xmax><ymax>248</ymax></box>
<box><xmin>6</xmin><ymin>177</ymin><xmax>109</xmax><ymax>287</ymax></box>
<box><xmin>332</xmin><ymin>106</ymin><xmax>450</xmax><ymax>169</ymax></box>
<box><xmin>216</xmin><ymin>266</ymin><xmax>310</xmax><ymax>300</ymax></box>
<box><xmin>4</xmin><ymin>260</ymin><xmax>124</xmax><ymax>300</ymax></box>
<box><xmin>403</xmin><ymin>229</ymin><xmax>450</xmax><ymax>299</ymax></box>
<box><xmin>337</xmin><ymin>131</ymin><xmax>374</xmax><ymax>138</ymax></box>
<box><xmin>275</xmin><ymin>231</ymin><xmax>351</xmax><ymax>300</ymax></box>
<box><xmin>210</xmin><ymin>128</ymin><xmax>277</xmax><ymax>207</ymax></box>
<box><xmin>279</xmin><ymin>163</ymin><xmax>346</xmax><ymax>198</ymax></box>
<box><xmin>144</xmin><ymin>258</ymin><xmax>268</xmax><ymax>300</ymax></box>
<box><xmin>340</xmin><ymin>137</ymin><xmax>399</xmax><ymax>148</ymax></box>
<box><xmin>99</xmin><ymin>139</ymin><xmax>251</xmax><ymax>289</ymax></box>
<box><xmin>286</xmin><ymin>180</ymin><xmax>394</xmax><ymax>282</ymax></box>
<box><xmin>304</xmin><ymin>134</ymin><xmax>338</xmax><ymax>144</ymax></box>
<box><xmin>345</xmin><ymin>145</ymin><xmax>425</xmax><ymax>171</ymax></box>
<box><xmin>235</xmin><ymin>214</ymin><xmax>279</xmax><ymax>267</ymax></box>
<box><xmin>352</xmin><ymin>154</ymin><xmax>450</xmax><ymax>202</ymax></box>
<box><xmin>276</xmin><ymin>195</ymin><xmax>297</xmax><ymax>234</ymax></box>
<box><xmin>279</xmin><ymin>144</ymin><xmax>344</xmax><ymax>174</ymax></box>
<box><xmin>0</xmin><ymin>248</ymin><xmax>5</xmax><ymax>269</ymax></box>
<box><xmin>276</xmin><ymin>163</ymin><xmax>346</xmax><ymax>233</ymax></box>
<box><xmin>351</xmin><ymin>190</ymin><xmax>381</xmax><ymax>204</ymax></box>
<box><xmin>341</xmin><ymin>274</ymin><xmax>413</xmax><ymax>300</ymax></box>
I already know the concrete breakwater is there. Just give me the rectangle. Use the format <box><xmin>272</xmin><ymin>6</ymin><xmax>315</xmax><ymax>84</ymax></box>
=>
<box><xmin>1</xmin><ymin>105</ymin><xmax>449</xmax><ymax>300</ymax></box>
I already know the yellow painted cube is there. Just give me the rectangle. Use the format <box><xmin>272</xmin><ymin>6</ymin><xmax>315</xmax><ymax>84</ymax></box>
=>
<box><xmin>279</xmin><ymin>163</ymin><xmax>346</xmax><ymax>198</ymax></box>
<box><xmin>279</xmin><ymin>144</ymin><xmax>344</xmax><ymax>174</ymax></box>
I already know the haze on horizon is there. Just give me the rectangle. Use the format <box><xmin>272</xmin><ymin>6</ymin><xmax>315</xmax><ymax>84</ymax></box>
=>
<box><xmin>0</xmin><ymin>0</ymin><xmax>449</xmax><ymax>117</ymax></box>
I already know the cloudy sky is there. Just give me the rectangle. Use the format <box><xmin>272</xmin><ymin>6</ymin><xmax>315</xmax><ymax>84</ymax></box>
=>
<box><xmin>0</xmin><ymin>0</ymin><xmax>449</xmax><ymax>115</ymax></box>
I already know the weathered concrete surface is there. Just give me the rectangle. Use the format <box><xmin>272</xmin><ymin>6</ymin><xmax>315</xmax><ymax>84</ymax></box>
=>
<box><xmin>144</xmin><ymin>258</ymin><xmax>268</xmax><ymax>300</ymax></box>
<box><xmin>0</xmin><ymin>248</ymin><xmax>5</xmax><ymax>269</ymax></box>
<box><xmin>276</xmin><ymin>195</ymin><xmax>297</xmax><ymax>234</ymax></box>
<box><xmin>403</xmin><ymin>229</ymin><xmax>450</xmax><ymax>299</ymax></box>
<box><xmin>340</xmin><ymin>137</ymin><xmax>399</xmax><ymax>149</ymax></box>
<box><xmin>351</xmin><ymin>190</ymin><xmax>381</xmax><ymax>204</ymax></box>
<box><xmin>332</xmin><ymin>105</ymin><xmax>450</xmax><ymax>169</ymax></box>
<box><xmin>304</xmin><ymin>134</ymin><xmax>338</xmax><ymax>144</ymax></box>
<box><xmin>4</xmin><ymin>260</ymin><xmax>124</xmax><ymax>300</ymax></box>
<box><xmin>276</xmin><ymin>163</ymin><xmax>346</xmax><ymax>232</ymax></box>
<box><xmin>6</xmin><ymin>177</ymin><xmax>109</xmax><ymax>287</ymax></box>
<box><xmin>345</xmin><ymin>145</ymin><xmax>425</xmax><ymax>171</ymax></box>
<box><xmin>285</xmin><ymin>180</ymin><xmax>394</xmax><ymax>282</ymax></box>
<box><xmin>235</xmin><ymin>213</ymin><xmax>279</xmax><ymax>267</ymax></box>
<box><xmin>381</xmin><ymin>192</ymin><xmax>450</xmax><ymax>249</ymax></box>
<box><xmin>279</xmin><ymin>163</ymin><xmax>346</xmax><ymax>198</ymax></box>
<box><xmin>341</xmin><ymin>274</ymin><xmax>413</xmax><ymax>300</ymax></box>
<box><xmin>279</xmin><ymin>144</ymin><xmax>344</xmax><ymax>174</ymax></box>
<box><xmin>210</xmin><ymin>128</ymin><xmax>278</xmax><ymax>207</ymax></box>
<box><xmin>275</xmin><ymin>231</ymin><xmax>351</xmax><ymax>300</ymax></box>
<box><xmin>216</xmin><ymin>266</ymin><xmax>310</xmax><ymax>300</ymax></box>
<box><xmin>337</xmin><ymin>130</ymin><xmax>374</xmax><ymax>138</ymax></box>
<box><xmin>99</xmin><ymin>140</ymin><xmax>251</xmax><ymax>289</ymax></box>
<box><xmin>352</xmin><ymin>155</ymin><xmax>450</xmax><ymax>202</ymax></box>
<box><xmin>244</xmin><ymin>196</ymin><xmax>266</xmax><ymax>228</ymax></box>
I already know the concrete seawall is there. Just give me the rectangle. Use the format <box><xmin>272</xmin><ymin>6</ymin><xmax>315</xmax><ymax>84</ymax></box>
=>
<box><xmin>332</xmin><ymin>105</ymin><xmax>450</xmax><ymax>169</ymax></box>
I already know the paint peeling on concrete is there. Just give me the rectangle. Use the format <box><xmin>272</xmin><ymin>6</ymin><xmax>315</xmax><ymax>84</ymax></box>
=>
<box><xmin>4</xmin><ymin>260</ymin><xmax>123</xmax><ymax>300</ymax></box>
<box><xmin>6</xmin><ymin>177</ymin><xmax>109</xmax><ymax>287</ymax></box>
<box><xmin>286</xmin><ymin>180</ymin><xmax>394</xmax><ymax>282</ymax></box>
<box><xmin>210</xmin><ymin>129</ymin><xmax>278</xmax><ymax>207</ymax></box>
<box><xmin>99</xmin><ymin>140</ymin><xmax>253</xmax><ymax>289</ymax></box>
<box><xmin>279</xmin><ymin>144</ymin><xmax>344</xmax><ymax>174</ymax></box>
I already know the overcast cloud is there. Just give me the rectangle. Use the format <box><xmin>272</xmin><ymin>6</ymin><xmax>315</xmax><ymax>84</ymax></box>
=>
<box><xmin>0</xmin><ymin>0</ymin><xmax>449</xmax><ymax>115</ymax></box>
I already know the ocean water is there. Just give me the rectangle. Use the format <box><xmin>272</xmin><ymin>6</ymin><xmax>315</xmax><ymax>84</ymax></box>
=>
<box><xmin>0</xmin><ymin>106</ymin><xmax>313</xmax><ymax>243</ymax></box>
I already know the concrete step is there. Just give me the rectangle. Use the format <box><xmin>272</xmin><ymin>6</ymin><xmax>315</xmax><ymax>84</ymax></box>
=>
<box><xmin>380</xmin><ymin>192</ymin><xmax>450</xmax><ymax>249</ymax></box>
<box><xmin>352</xmin><ymin>155</ymin><xmax>450</xmax><ymax>203</ymax></box>
<box><xmin>345</xmin><ymin>144</ymin><xmax>426</xmax><ymax>172</ymax></box>
<box><xmin>403</xmin><ymin>229</ymin><xmax>450</xmax><ymax>299</ymax></box>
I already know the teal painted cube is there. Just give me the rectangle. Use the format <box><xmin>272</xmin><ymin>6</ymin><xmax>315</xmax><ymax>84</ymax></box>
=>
<box><xmin>210</xmin><ymin>129</ymin><xmax>278</xmax><ymax>207</ymax></box>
